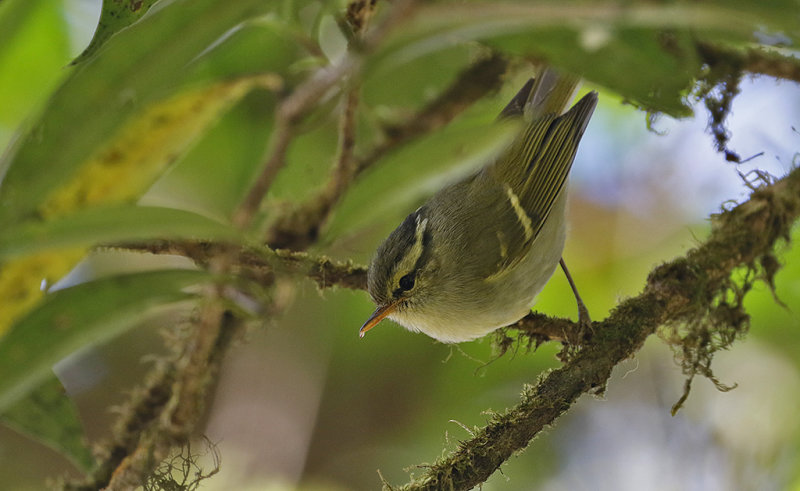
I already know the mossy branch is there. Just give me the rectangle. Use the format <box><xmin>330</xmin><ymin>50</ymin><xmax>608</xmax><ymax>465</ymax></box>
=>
<box><xmin>113</xmin><ymin>166</ymin><xmax>800</xmax><ymax>491</ymax></box>
<box><xmin>394</xmin><ymin>167</ymin><xmax>800</xmax><ymax>491</ymax></box>
<box><xmin>63</xmin><ymin>309</ymin><xmax>243</xmax><ymax>491</ymax></box>
<box><xmin>109</xmin><ymin>122</ymin><xmax>799</xmax><ymax>491</ymax></box>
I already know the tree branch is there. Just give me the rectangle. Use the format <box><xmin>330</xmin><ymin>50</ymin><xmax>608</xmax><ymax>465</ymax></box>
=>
<box><xmin>231</xmin><ymin>60</ymin><xmax>358</xmax><ymax>229</ymax></box>
<box><xmin>394</xmin><ymin>167</ymin><xmax>800</xmax><ymax>490</ymax></box>
<box><xmin>109</xmin><ymin>138</ymin><xmax>800</xmax><ymax>491</ymax></box>
<box><xmin>63</xmin><ymin>308</ymin><xmax>244</xmax><ymax>491</ymax></box>
<box><xmin>104</xmin><ymin>164</ymin><xmax>800</xmax><ymax>490</ymax></box>
<box><xmin>114</xmin><ymin>240</ymin><xmax>368</xmax><ymax>291</ymax></box>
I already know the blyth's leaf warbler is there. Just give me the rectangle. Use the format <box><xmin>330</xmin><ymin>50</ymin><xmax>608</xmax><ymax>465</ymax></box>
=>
<box><xmin>360</xmin><ymin>68</ymin><xmax>597</xmax><ymax>343</ymax></box>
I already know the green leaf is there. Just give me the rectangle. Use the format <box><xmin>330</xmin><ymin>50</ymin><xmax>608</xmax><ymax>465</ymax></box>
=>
<box><xmin>0</xmin><ymin>0</ymin><xmax>70</xmax><ymax>130</ymax></box>
<box><xmin>0</xmin><ymin>269</ymin><xmax>211</xmax><ymax>413</ymax></box>
<box><xmin>0</xmin><ymin>0</ymin><xmax>274</xmax><ymax>226</ymax></box>
<box><xmin>488</xmin><ymin>26</ymin><xmax>699</xmax><ymax>116</ymax></box>
<box><xmin>182</xmin><ymin>16</ymin><xmax>307</xmax><ymax>86</ymax></box>
<box><xmin>0</xmin><ymin>11</ymin><xmax>304</xmax><ymax>335</ymax></box>
<box><xmin>144</xmin><ymin>93</ymin><xmax>277</xmax><ymax>221</ymax></box>
<box><xmin>361</xmin><ymin>44</ymin><xmax>475</xmax><ymax>110</ymax></box>
<box><xmin>324</xmin><ymin>109</ymin><xmax>520</xmax><ymax>242</ymax></box>
<box><xmin>72</xmin><ymin>0</ymin><xmax>159</xmax><ymax>64</ymax></box>
<box><xmin>0</xmin><ymin>72</ymin><xmax>273</xmax><ymax>335</ymax></box>
<box><xmin>34</xmin><ymin>75</ymin><xmax>280</xmax><ymax>221</ymax></box>
<box><xmin>143</xmin><ymin>16</ymin><xmax>311</xmax><ymax>219</ymax></box>
<box><xmin>0</xmin><ymin>205</ymin><xmax>242</xmax><ymax>261</ymax></box>
<box><xmin>368</xmin><ymin>1</ymin><xmax>800</xmax><ymax>116</ymax></box>
<box><xmin>1</xmin><ymin>376</ymin><xmax>94</xmax><ymax>472</ymax></box>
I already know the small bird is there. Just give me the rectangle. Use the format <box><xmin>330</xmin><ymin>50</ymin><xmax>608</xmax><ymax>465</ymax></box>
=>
<box><xmin>360</xmin><ymin>68</ymin><xmax>597</xmax><ymax>343</ymax></box>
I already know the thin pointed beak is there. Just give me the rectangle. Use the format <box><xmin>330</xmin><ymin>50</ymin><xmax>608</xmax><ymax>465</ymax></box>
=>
<box><xmin>359</xmin><ymin>301</ymin><xmax>399</xmax><ymax>338</ymax></box>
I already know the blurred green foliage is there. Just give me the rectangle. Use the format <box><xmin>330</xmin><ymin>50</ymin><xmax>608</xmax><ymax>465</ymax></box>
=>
<box><xmin>0</xmin><ymin>0</ymin><xmax>70</xmax><ymax>141</ymax></box>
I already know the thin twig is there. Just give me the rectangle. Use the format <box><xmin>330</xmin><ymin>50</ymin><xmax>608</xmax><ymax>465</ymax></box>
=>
<box><xmin>511</xmin><ymin>312</ymin><xmax>581</xmax><ymax>343</ymax></box>
<box><xmin>232</xmin><ymin>0</ymin><xmax>417</xmax><ymax>230</ymax></box>
<box><xmin>264</xmin><ymin>83</ymin><xmax>361</xmax><ymax>249</ymax></box>
<box><xmin>232</xmin><ymin>60</ymin><xmax>357</xmax><ymax>229</ymax></box>
<box><xmin>116</xmin><ymin>240</ymin><xmax>585</xmax><ymax>342</ymax></box>
<box><xmin>334</xmin><ymin>89</ymin><xmax>361</xmax><ymax>197</ymax></box>
<box><xmin>113</xmin><ymin>240</ymin><xmax>368</xmax><ymax>291</ymax></box>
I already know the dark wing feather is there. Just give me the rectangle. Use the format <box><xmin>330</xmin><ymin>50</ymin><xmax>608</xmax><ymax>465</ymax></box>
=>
<box><xmin>484</xmin><ymin>91</ymin><xmax>597</xmax><ymax>276</ymax></box>
<box><xmin>519</xmin><ymin>92</ymin><xmax>597</xmax><ymax>239</ymax></box>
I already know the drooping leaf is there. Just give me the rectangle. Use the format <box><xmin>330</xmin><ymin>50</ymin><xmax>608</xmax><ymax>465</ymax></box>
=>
<box><xmin>361</xmin><ymin>41</ymin><xmax>476</xmax><ymax>111</ymax></box>
<box><xmin>144</xmin><ymin>92</ymin><xmax>277</xmax><ymax>221</ymax></box>
<box><xmin>1</xmin><ymin>376</ymin><xmax>94</xmax><ymax>472</ymax></box>
<box><xmin>0</xmin><ymin>0</ymin><xmax>274</xmax><ymax>226</ymax></box>
<box><xmin>488</xmin><ymin>26</ymin><xmax>699</xmax><ymax>116</ymax></box>
<box><xmin>0</xmin><ymin>73</ymin><xmax>276</xmax><ymax>336</ymax></box>
<box><xmin>36</xmin><ymin>74</ymin><xmax>281</xmax><ymax>220</ymax></box>
<box><xmin>0</xmin><ymin>248</ymin><xmax>86</xmax><ymax>337</ymax></box>
<box><xmin>0</xmin><ymin>269</ymin><xmax>211</xmax><ymax>413</ymax></box>
<box><xmin>181</xmin><ymin>16</ymin><xmax>307</xmax><ymax>86</ymax></box>
<box><xmin>72</xmin><ymin>0</ymin><xmax>159</xmax><ymax>64</ymax></box>
<box><xmin>324</xmin><ymin>110</ymin><xmax>520</xmax><ymax>242</ymax></box>
<box><xmin>0</xmin><ymin>205</ymin><xmax>242</xmax><ymax>261</ymax></box>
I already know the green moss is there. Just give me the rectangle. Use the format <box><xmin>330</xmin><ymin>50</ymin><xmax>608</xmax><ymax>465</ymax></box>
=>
<box><xmin>657</xmin><ymin>169</ymin><xmax>800</xmax><ymax>414</ymax></box>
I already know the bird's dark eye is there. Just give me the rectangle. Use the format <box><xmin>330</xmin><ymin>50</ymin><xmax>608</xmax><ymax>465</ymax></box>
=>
<box><xmin>398</xmin><ymin>273</ymin><xmax>416</xmax><ymax>291</ymax></box>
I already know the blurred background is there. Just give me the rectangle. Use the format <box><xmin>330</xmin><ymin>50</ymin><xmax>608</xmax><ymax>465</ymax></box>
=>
<box><xmin>1</xmin><ymin>1</ymin><xmax>799</xmax><ymax>490</ymax></box>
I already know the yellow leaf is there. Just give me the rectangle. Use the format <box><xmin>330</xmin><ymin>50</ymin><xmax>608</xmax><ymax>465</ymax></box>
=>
<box><xmin>39</xmin><ymin>73</ymin><xmax>281</xmax><ymax>219</ymax></box>
<box><xmin>1</xmin><ymin>73</ymin><xmax>281</xmax><ymax>337</ymax></box>
<box><xmin>0</xmin><ymin>248</ymin><xmax>85</xmax><ymax>337</ymax></box>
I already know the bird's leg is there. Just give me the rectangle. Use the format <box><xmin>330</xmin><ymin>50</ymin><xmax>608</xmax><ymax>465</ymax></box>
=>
<box><xmin>559</xmin><ymin>257</ymin><xmax>592</xmax><ymax>341</ymax></box>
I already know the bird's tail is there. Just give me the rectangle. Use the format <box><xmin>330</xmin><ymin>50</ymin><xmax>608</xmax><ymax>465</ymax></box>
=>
<box><xmin>526</xmin><ymin>67</ymin><xmax>581</xmax><ymax>119</ymax></box>
<box><xmin>498</xmin><ymin>66</ymin><xmax>581</xmax><ymax>121</ymax></box>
